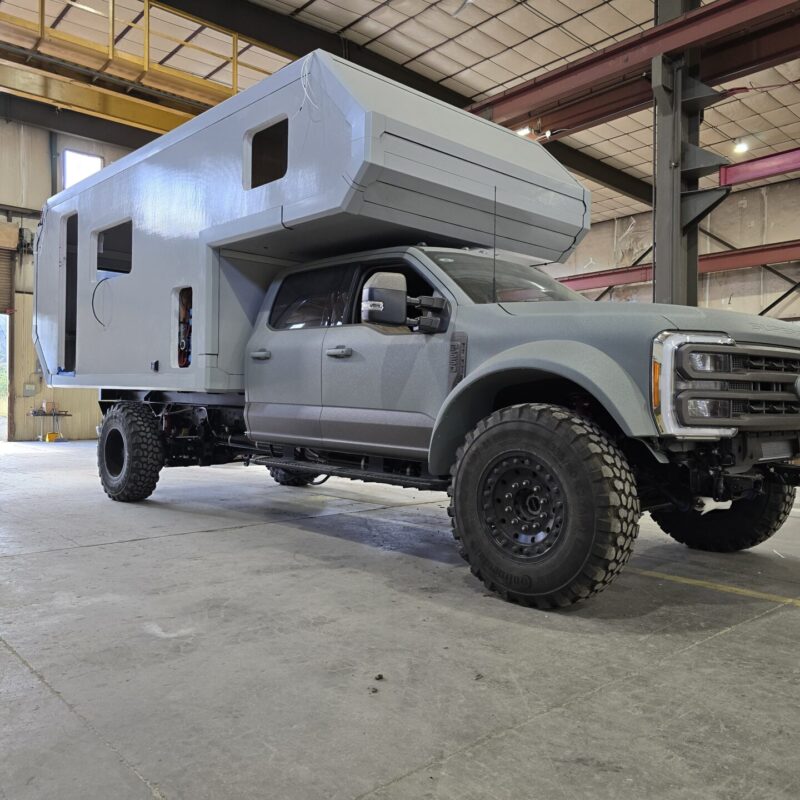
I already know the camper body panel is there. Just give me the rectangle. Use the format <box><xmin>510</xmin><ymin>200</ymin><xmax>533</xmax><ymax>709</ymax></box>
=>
<box><xmin>33</xmin><ymin>50</ymin><xmax>590</xmax><ymax>393</ymax></box>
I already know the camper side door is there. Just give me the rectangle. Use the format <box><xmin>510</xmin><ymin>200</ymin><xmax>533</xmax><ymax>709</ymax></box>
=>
<box><xmin>244</xmin><ymin>263</ymin><xmax>356</xmax><ymax>446</ymax></box>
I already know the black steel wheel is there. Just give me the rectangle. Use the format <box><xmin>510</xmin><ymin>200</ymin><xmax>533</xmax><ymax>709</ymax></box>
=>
<box><xmin>478</xmin><ymin>452</ymin><xmax>566</xmax><ymax>562</ymax></box>
<box><xmin>98</xmin><ymin>403</ymin><xmax>164</xmax><ymax>502</ymax></box>
<box><xmin>448</xmin><ymin>403</ymin><xmax>640</xmax><ymax>609</ymax></box>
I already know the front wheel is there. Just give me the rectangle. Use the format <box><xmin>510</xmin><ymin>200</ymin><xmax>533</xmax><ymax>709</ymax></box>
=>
<box><xmin>449</xmin><ymin>404</ymin><xmax>640</xmax><ymax>609</ymax></box>
<box><xmin>98</xmin><ymin>403</ymin><xmax>164</xmax><ymax>502</ymax></box>
<box><xmin>651</xmin><ymin>480</ymin><xmax>795</xmax><ymax>552</ymax></box>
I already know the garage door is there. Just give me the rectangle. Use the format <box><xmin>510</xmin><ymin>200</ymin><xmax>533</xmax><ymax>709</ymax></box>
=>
<box><xmin>0</xmin><ymin>247</ymin><xmax>13</xmax><ymax>311</ymax></box>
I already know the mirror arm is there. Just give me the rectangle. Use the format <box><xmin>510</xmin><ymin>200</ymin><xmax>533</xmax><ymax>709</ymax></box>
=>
<box><xmin>408</xmin><ymin>295</ymin><xmax>446</xmax><ymax>312</ymax></box>
<box><xmin>411</xmin><ymin>314</ymin><xmax>441</xmax><ymax>334</ymax></box>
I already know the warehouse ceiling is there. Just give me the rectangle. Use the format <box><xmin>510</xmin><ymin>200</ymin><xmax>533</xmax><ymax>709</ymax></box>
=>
<box><xmin>249</xmin><ymin>0</ymin><xmax>658</xmax><ymax>102</ymax></box>
<box><xmin>242</xmin><ymin>0</ymin><xmax>800</xmax><ymax>221</ymax></box>
<box><xmin>2</xmin><ymin>0</ymin><xmax>799</xmax><ymax>223</ymax></box>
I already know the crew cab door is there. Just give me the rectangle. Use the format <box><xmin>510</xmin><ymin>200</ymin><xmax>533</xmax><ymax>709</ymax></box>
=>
<box><xmin>245</xmin><ymin>263</ymin><xmax>355</xmax><ymax>446</ymax></box>
<box><xmin>320</xmin><ymin>259</ymin><xmax>454</xmax><ymax>460</ymax></box>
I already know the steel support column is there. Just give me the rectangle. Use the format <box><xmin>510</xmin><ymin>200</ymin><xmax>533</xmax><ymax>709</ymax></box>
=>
<box><xmin>652</xmin><ymin>0</ymin><xmax>730</xmax><ymax>306</ymax></box>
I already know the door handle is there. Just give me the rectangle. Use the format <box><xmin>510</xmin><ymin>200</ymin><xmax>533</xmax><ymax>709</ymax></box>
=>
<box><xmin>249</xmin><ymin>349</ymin><xmax>271</xmax><ymax>360</ymax></box>
<box><xmin>326</xmin><ymin>346</ymin><xmax>352</xmax><ymax>358</ymax></box>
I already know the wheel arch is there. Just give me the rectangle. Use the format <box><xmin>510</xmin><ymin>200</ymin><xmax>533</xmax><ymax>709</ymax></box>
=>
<box><xmin>428</xmin><ymin>341</ymin><xmax>658</xmax><ymax>476</ymax></box>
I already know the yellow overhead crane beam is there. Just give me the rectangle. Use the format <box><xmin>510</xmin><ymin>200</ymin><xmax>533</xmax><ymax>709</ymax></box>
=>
<box><xmin>0</xmin><ymin>0</ymin><xmax>293</xmax><ymax>134</ymax></box>
<box><xmin>0</xmin><ymin>59</ymin><xmax>191</xmax><ymax>134</ymax></box>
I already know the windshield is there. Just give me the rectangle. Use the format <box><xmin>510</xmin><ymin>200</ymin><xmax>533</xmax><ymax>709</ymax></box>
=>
<box><xmin>424</xmin><ymin>250</ymin><xmax>586</xmax><ymax>304</ymax></box>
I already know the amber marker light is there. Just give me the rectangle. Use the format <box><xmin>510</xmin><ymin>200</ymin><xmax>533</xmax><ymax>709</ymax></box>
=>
<box><xmin>651</xmin><ymin>359</ymin><xmax>662</xmax><ymax>413</ymax></box>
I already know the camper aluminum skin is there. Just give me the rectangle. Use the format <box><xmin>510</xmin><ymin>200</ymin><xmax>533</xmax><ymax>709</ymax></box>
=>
<box><xmin>34</xmin><ymin>52</ymin><xmax>800</xmax><ymax>609</ymax></box>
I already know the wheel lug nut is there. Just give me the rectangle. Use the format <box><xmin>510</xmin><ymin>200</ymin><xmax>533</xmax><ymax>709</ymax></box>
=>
<box><xmin>522</xmin><ymin>480</ymin><xmax>530</xmax><ymax>487</ymax></box>
<box><xmin>505</xmin><ymin>492</ymin><xmax>512</xmax><ymax>500</ymax></box>
<box><xmin>505</xmin><ymin>506</ymin><xmax>512</xmax><ymax>513</ymax></box>
<box><xmin>511</xmin><ymin>482</ymin><xmax>519</xmax><ymax>490</ymax></box>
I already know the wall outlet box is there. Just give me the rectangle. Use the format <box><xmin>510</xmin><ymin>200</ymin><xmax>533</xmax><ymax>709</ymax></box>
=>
<box><xmin>23</xmin><ymin>383</ymin><xmax>36</xmax><ymax>397</ymax></box>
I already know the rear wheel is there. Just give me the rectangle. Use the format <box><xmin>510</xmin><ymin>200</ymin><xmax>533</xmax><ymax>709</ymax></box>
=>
<box><xmin>652</xmin><ymin>480</ymin><xmax>795</xmax><ymax>552</ymax></box>
<box><xmin>449</xmin><ymin>403</ymin><xmax>640</xmax><ymax>609</ymax></box>
<box><xmin>98</xmin><ymin>403</ymin><xmax>164</xmax><ymax>502</ymax></box>
<box><xmin>269</xmin><ymin>467</ymin><xmax>321</xmax><ymax>487</ymax></box>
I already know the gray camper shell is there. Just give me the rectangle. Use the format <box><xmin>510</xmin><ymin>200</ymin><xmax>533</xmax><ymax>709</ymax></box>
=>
<box><xmin>34</xmin><ymin>49</ymin><xmax>589</xmax><ymax>393</ymax></box>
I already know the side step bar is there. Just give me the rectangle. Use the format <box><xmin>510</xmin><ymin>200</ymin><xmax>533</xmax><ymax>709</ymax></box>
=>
<box><xmin>250</xmin><ymin>455</ymin><xmax>449</xmax><ymax>492</ymax></box>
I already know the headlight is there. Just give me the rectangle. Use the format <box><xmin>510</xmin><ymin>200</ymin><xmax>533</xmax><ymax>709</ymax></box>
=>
<box><xmin>652</xmin><ymin>332</ymin><xmax>737</xmax><ymax>439</ymax></box>
<box><xmin>686</xmin><ymin>398</ymin><xmax>732</xmax><ymax>419</ymax></box>
<box><xmin>687</xmin><ymin>351</ymin><xmax>731</xmax><ymax>373</ymax></box>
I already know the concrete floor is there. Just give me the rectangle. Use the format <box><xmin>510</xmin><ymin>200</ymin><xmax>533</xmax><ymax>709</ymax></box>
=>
<box><xmin>1</xmin><ymin>441</ymin><xmax>798</xmax><ymax>800</ymax></box>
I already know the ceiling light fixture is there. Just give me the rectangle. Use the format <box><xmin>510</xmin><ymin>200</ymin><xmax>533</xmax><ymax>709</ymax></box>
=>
<box><xmin>733</xmin><ymin>139</ymin><xmax>749</xmax><ymax>154</ymax></box>
<box><xmin>450</xmin><ymin>0</ymin><xmax>473</xmax><ymax>16</ymax></box>
<box><xmin>516</xmin><ymin>125</ymin><xmax>531</xmax><ymax>137</ymax></box>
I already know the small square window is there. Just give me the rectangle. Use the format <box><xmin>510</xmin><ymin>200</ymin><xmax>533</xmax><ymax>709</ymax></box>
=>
<box><xmin>250</xmin><ymin>119</ymin><xmax>288</xmax><ymax>188</ymax></box>
<box><xmin>97</xmin><ymin>221</ymin><xmax>132</xmax><ymax>274</ymax></box>
<box><xmin>63</xmin><ymin>150</ymin><xmax>103</xmax><ymax>189</ymax></box>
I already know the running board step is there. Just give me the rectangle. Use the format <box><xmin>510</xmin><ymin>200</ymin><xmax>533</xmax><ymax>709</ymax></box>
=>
<box><xmin>251</xmin><ymin>456</ymin><xmax>449</xmax><ymax>491</ymax></box>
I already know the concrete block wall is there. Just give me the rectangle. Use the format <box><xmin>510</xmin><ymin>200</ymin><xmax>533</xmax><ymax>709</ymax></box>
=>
<box><xmin>551</xmin><ymin>179</ymin><xmax>800</xmax><ymax>320</ymax></box>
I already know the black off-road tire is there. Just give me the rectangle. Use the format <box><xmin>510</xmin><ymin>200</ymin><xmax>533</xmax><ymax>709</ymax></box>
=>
<box><xmin>98</xmin><ymin>403</ymin><xmax>164</xmax><ymax>502</ymax></box>
<box><xmin>269</xmin><ymin>467</ymin><xmax>321</xmax><ymax>487</ymax></box>
<box><xmin>448</xmin><ymin>403</ymin><xmax>640</xmax><ymax>609</ymax></box>
<box><xmin>652</xmin><ymin>481</ymin><xmax>795</xmax><ymax>552</ymax></box>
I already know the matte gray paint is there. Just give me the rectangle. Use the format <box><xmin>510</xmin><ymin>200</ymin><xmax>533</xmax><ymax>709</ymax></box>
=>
<box><xmin>242</xmin><ymin>246</ymin><xmax>800</xmax><ymax>476</ymax></box>
<box><xmin>427</xmin><ymin>340</ymin><xmax>657</xmax><ymax>476</ymax></box>
<box><xmin>34</xmin><ymin>50</ymin><xmax>589</xmax><ymax>394</ymax></box>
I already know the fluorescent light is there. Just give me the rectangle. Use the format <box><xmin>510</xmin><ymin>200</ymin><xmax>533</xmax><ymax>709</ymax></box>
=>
<box><xmin>733</xmin><ymin>139</ymin><xmax>749</xmax><ymax>154</ymax></box>
<box><xmin>516</xmin><ymin>125</ymin><xmax>531</xmax><ymax>137</ymax></box>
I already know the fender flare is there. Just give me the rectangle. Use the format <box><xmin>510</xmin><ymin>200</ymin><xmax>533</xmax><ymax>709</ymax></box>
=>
<box><xmin>428</xmin><ymin>340</ymin><xmax>657</xmax><ymax>475</ymax></box>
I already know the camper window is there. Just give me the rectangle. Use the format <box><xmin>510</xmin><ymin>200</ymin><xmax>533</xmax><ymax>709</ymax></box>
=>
<box><xmin>97</xmin><ymin>221</ymin><xmax>132</xmax><ymax>274</ymax></box>
<box><xmin>250</xmin><ymin>119</ymin><xmax>288</xmax><ymax>188</ymax></box>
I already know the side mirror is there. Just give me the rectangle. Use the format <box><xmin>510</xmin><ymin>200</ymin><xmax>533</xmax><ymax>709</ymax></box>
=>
<box><xmin>361</xmin><ymin>272</ymin><xmax>408</xmax><ymax>326</ymax></box>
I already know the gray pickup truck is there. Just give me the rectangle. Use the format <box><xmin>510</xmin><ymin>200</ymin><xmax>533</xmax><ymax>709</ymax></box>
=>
<box><xmin>97</xmin><ymin>245</ymin><xmax>800</xmax><ymax>608</ymax></box>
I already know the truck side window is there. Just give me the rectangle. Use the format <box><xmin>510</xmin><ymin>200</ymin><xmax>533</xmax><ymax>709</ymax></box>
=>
<box><xmin>270</xmin><ymin>265</ymin><xmax>354</xmax><ymax>330</ymax></box>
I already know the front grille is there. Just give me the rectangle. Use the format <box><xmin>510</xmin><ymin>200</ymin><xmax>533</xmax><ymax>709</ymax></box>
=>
<box><xmin>678</xmin><ymin>343</ymin><xmax>800</xmax><ymax>430</ymax></box>
<box><xmin>732</xmin><ymin>353</ymin><xmax>800</xmax><ymax>374</ymax></box>
<box><xmin>733</xmin><ymin>398</ymin><xmax>800</xmax><ymax>416</ymax></box>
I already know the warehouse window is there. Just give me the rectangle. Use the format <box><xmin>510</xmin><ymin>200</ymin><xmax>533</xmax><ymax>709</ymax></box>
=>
<box><xmin>250</xmin><ymin>119</ymin><xmax>288</xmax><ymax>188</ymax></box>
<box><xmin>63</xmin><ymin>150</ymin><xmax>103</xmax><ymax>189</ymax></box>
<box><xmin>97</xmin><ymin>221</ymin><xmax>132</xmax><ymax>274</ymax></box>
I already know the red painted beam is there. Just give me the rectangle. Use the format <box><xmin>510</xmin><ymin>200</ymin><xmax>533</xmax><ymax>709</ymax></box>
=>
<box><xmin>720</xmin><ymin>147</ymin><xmax>800</xmax><ymax>186</ymax></box>
<box><xmin>470</xmin><ymin>0</ymin><xmax>800</xmax><ymax>136</ymax></box>
<box><xmin>560</xmin><ymin>239</ymin><xmax>800</xmax><ymax>291</ymax></box>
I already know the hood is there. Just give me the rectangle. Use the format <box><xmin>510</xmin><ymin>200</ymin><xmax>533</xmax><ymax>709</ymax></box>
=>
<box><xmin>500</xmin><ymin>301</ymin><xmax>800</xmax><ymax>350</ymax></box>
<box><xmin>657</xmin><ymin>304</ymin><xmax>800</xmax><ymax>349</ymax></box>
